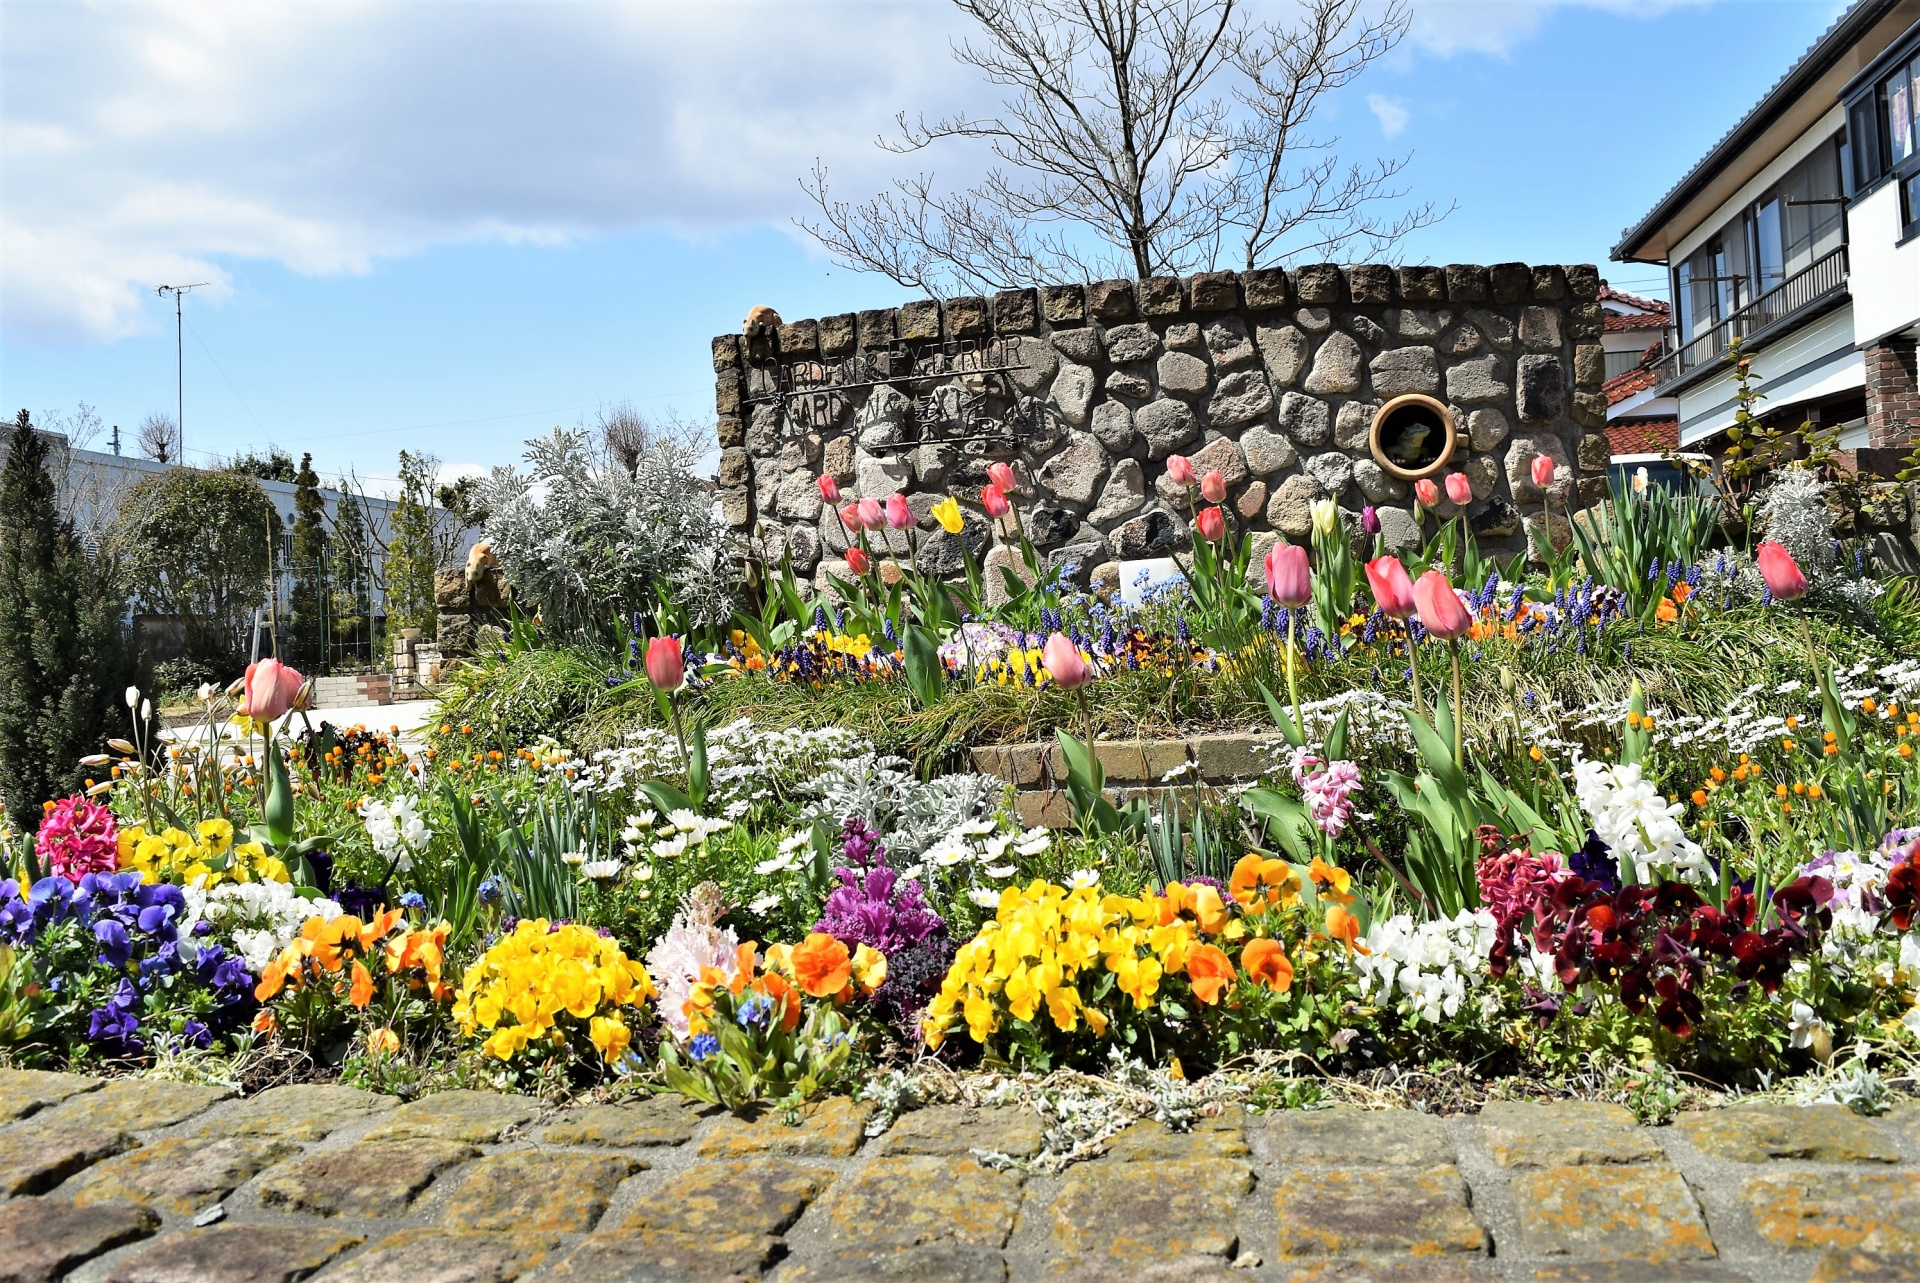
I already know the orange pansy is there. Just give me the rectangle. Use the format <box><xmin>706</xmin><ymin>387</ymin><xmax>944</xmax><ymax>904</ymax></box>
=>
<box><xmin>1241</xmin><ymin>937</ymin><xmax>1294</xmax><ymax>992</ymax></box>
<box><xmin>791</xmin><ymin>933</ymin><xmax>852</xmax><ymax>998</ymax></box>
<box><xmin>1184</xmin><ymin>942</ymin><xmax>1235</xmax><ymax>1005</ymax></box>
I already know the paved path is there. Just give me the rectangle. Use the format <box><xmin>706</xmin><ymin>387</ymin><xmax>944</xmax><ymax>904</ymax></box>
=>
<box><xmin>157</xmin><ymin>699</ymin><xmax>442</xmax><ymax>753</ymax></box>
<box><xmin>0</xmin><ymin>1071</ymin><xmax>1916</xmax><ymax>1282</ymax></box>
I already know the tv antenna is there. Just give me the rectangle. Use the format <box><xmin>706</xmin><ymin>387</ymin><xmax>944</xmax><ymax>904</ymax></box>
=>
<box><xmin>156</xmin><ymin>283</ymin><xmax>209</xmax><ymax>463</ymax></box>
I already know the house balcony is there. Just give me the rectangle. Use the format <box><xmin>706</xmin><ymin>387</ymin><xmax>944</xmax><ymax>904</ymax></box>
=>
<box><xmin>1651</xmin><ymin>246</ymin><xmax>1850</xmax><ymax>394</ymax></box>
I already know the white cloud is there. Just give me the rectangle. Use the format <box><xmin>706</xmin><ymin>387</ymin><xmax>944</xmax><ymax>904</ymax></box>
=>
<box><xmin>1406</xmin><ymin>0</ymin><xmax>1717</xmax><ymax>58</ymax></box>
<box><xmin>1</xmin><ymin>1</ymin><xmax>977</xmax><ymax>344</ymax></box>
<box><xmin>1367</xmin><ymin>93</ymin><xmax>1410</xmax><ymax>139</ymax></box>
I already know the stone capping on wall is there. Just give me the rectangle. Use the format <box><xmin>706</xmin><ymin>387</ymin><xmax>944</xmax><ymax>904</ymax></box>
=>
<box><xmin>972</xmin><ymin>733</ymin><xmax>1276</xmax><ymax>827</ymax></box>
<box><xmin>715</xmin><ymin>264</ymin><xmax>1610</xmax><ymax>602</ymax></box>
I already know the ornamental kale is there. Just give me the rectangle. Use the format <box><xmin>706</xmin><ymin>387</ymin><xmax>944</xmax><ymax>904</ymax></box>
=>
<box><xmin>0</xmin><ymin>872</ymin><xmax>256</xmax><ymax>1065</ymax></box>
<box><xmin>813</xmin><ymin>817</ymin><xmax>945</xmax><ymax>956</ymax></box>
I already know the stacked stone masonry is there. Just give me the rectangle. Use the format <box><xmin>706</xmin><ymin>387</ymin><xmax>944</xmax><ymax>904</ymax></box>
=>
<box><xmin>5</xmin><ymin>1070</ymin><xmax>1920</xmax><ymax>1281</ymax></box>
<box><xmin>713</xmin><ymin>265</ymin><xmax>1613</xmax><ymax>597</ymax></box>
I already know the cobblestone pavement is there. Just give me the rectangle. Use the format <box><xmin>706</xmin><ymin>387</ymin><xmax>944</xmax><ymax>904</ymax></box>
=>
<box><xmin>3</xmin><ymin>1069</ymin><xmax>1918</xmax><ymax>1282</ymax></box>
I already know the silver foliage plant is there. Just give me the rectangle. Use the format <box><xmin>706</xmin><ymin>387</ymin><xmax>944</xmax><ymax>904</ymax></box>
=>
<box><xmin>801</xmin><ymin>750</ymin><xmax>1006</xmax><ymax>858</ymax></box>
<box><xmin>478</xmin><ymin>428</ymin><xmax>735</xmax><ymax>637</ymax></box>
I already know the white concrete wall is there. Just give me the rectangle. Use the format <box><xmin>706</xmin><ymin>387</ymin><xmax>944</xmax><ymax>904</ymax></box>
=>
<box><xmin>1675</xmin><ymin>302</ymin><xmax>1861</xmax><ymax>446</ymax></box>
<box><xmin>1848</xmin><ymin>180</ymin><xmax>1920</xmax><ymax>346</ymax></box>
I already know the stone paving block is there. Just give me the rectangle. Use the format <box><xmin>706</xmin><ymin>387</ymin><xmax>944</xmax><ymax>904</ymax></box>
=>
<box><xmin>543</xmin><ymin>1229</ymin><xmax>780</xmax><ymax>1282</ymax></box>
<box><xmin>62</xmin><ymin>1136</ymin><xmax>298</xmax><ymax>1215</ymax></box>
<box><xmin>0</xmin><ymin>1195</ymin><xmax>158</xmax><ymax>1283</ymax></box>
<box><xmin>1512</xmin><ymin>1165</ymin><xmax>1715</xmax><ymax>1262</ymax></box>
<box><xmin>314</xmin><ymin>1228</ymin><xmax>564</xmax><ymax>1282</ymax></box>
<box><xmin>360</xmin><ymin>1089</ymin><xmax>537</xmax><ymax>1143</ymax></box>
<box><xmin>695</xmin><ymin>1096</ymin><xmax>874</xmax><ymax>1158</ymax></box>
<box><xmin>106</xmin><ymin>1224</ymin><xmax>363</xmax><ymax>1283</ymax></box>
<box><xmin>1811</xmin><ymin>1248</ymin><xmax>1920</xmax><ymax>1282</ymax></box>
<box><xmin>1531</xmin><ymin>1265</ymin><xmax>1755</xmax><ymax>1282</ymax></box>
<box><xmin>815</xmin><ymin>1156</ymin><xmax>1025</xmax><ymax>1248</ymax></box>
<box><xmin>1256</xmin><ymin>1105</ymin><xmax>1455</xmax><ymax>1167</ymax></box>
<box><xmin>619</xmin><ymin>1158</ymin><xmax>832</xmax><ymax>1238</ymax></box>
<box><xmin>781</xmin><ymin>1244</ymin><xmax>1010</xmax><ymax>1283</ymax></box>
<box><xmin>1476</xmin><ymin>1101</ymin><xmax>1663</xmax><ymax>1168</ymax></box>
<box><xmin>1742</xmin><ymin>1170</ymin><xmax>1920</xmax><ymax>1253</ymax></box>
<box><xmin>1281</xmin><ymin>1263</ymin><xmax>1496</xmax><ymax>1283</ymax></box>
<box><xmin>193</xmin><ymin>1084</ymin><xmax>397</xmax><ymax>1141</ymax></box>
<box><xmin>37</xmin><ymin>1078</ymin><xmax>232</xmax><ymax>1133</ymax></box>
<box><xmin>1049</xmin><ymin>1158</ymin><xmax>1252</xmax><ymax>1265</ymax></box>
<box><xmin>537</xmin><ymin>1094</ymin><xmax>711</xmax><ymax>1147</ymax></box>
<box><xmin>1049</xmin><ymin>1256</ymin><xmax>1244</xmax><ymax>1282</ymax></box>
<box><xmin>0</xmin><ymin>1120</ymin><xmax>137</xmax><ymax>1196</ymax></box>
<box><xmin>439</xmin><ymin>1151</ymin><xmax>641</xmax><ymax>1233</ymax></box>
<box><xmin>878</xmin><ymin>1105</ymin><xmax>1043</xmax><ymax>1159</ymax></box>
<box><xmin>1676</xmin><ymin>1104</ymin><xmax>1902</xmax><ymax>1163</ymax></box>
<box><xmin>1104</xmin><ymin>1108</ymin><xmax>1248</xmax><ymax>1161</ymax></box>
<box><xmin>0</xmin><ymin>1068</ymin><xmax>102</xmax><ymax>1122</ymax></box>
<box><xmin>1273</xmin><ymin>1164</ymin><xmax>1485</xmax><ymax>1257</ymax></box>
<box><xmin>254</xmin><ymin>1139</ymin><xmax>479</xmax><ymax>1218</ymax></box>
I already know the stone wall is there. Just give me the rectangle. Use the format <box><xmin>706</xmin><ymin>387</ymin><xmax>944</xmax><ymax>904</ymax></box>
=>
<box><xmin>712</xmin><ymin>264</ymin><xmax>1612</xmax><ymax>596</ymax></box>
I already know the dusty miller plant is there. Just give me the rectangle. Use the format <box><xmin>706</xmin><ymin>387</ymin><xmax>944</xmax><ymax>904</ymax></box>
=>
<box><xmin>478</xmin><ymin>428</ymin><xmax>735</xmax><ymax>640</ymax></box>
<box><xmin>801</xmin><ymin>751</ymin><xmax>1005</xmax><ymax>856</ymax></box>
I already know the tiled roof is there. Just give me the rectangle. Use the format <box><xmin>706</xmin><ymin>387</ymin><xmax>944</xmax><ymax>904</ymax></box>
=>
<box><xmin>1604</xmin><ymin>364</ymin><xmax>1658</xmax><ymax>405</ymax></box>
<box><xmin>1605</xmin><ymin>311</ymin><xmax>1670</xmax><ymax>332</ymax></box>
<box><xmin>1599</xmin><ymin>285</ymin><xmax>1669</xmax><ymax>315</ymax></box>
<box><xmin>1606</xmin><ymin>419</ymin><xmax>1679</xmax><ymax>455</ymax></box>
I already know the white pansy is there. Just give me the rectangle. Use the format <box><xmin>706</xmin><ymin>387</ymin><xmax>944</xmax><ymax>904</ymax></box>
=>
<box><xmin>1352</xmin><ymin>910</ymin><xmax>1498</xmax><ymax>1025</ymax></box>
<box><xmin>185</xmin><ymin>880</ymin><xmax>343</xmax><ymax>972</ymax></box>
<box><xmin>1788</xmin><ymin>1001</ymin><xmax>1828</xmax><ymax>1050</ymax></box>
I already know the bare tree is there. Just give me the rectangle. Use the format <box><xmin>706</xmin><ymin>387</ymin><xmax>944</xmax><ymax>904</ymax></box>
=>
<box><xmin>592</xmin><ymin>402</ymin><xmax>713</xmax><ymax>474</ymax></box>
<box><xmin>799</xmin><ymin>0</ymin><xmax>1445</xmax><ymax>293</ymax></box>
<box><xmin>136</xmin><ymin>412</ymin><xmax>178</xmax><ymax>465</ymax></box>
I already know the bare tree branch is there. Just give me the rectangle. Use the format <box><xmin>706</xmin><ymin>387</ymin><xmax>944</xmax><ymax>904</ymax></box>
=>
<box><xmin>137</xmin><ymin>412</ymin><xmax>178</xmax><ymax>465</ymax></box>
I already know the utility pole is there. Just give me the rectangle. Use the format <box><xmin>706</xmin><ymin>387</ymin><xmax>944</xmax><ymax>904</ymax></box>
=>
<box><xmin>155</xmin><ymin>283</ymin><xmax>207</xmax><ymax>463</ymax></box>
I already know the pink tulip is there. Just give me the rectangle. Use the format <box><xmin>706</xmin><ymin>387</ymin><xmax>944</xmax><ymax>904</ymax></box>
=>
<box><xmin>644</xmin><ymin>637</ymin><xmax>684</xmax><ymax>691</ymax></box>
<box><xmin>1196</xmin><ymin>506</ymin><xmax>1226</xmax><ymax>542</ymax></box>
<box><xmin>1444</xmin><ymin>471</ymin><xmax>1473</xmax><ymax>506</ymax></box>
<box><xmin>817</xmin><ymin>475</ymin><xmax>840</xmax><ymax>505</ymax></box>
<box><xmin>987</xmin><ymin>462</ymin><xmax>1017</xmax><ymax>492</ymax></box>
<box><xmin>885</xmin><ymin>493</ymin><xmax>913</xmax><ymax>529</ymax></box>
<box><xmin>1757</xmin><ymin>541</ymin><xmax>1809</xmax><ymax>601</ymax></box>
<box><xmin>240</xmin><ymin>658</ymin><xmax>304</xmax><ymax>723</ymax></box>
<box><xmin>1200</xmin><ymin>469</ymin><xmax>1227</xmax><ymax>504</ymax></box>
<box><xmin>1042</xmin><ymin>632</ymin><xmax>1091</xmax><ymax>689</ymax></box>
<box><xmin>1166</xmin><ymin>455</ymin><xmax>1196</xmax><ymax>487</ymax></box>
<box><xmin>1265</xmin><ymin>542</ymin><xmax>1311</xmax><ymax>607</ymax></box>
<box><xmin>839</xmin><ymin>503</ymin><xmax>866</xmax><ymax>532</ymax></box>
<box><xmin>1530</xmin><ymin>454</ymin><xmax>1556</xmax><ymax>489</ymax></box>
<box><xmin>1412</xmin><ymin>569</ymin><xmax>1473</xmax><ymax>639</ymax></box>
<box><xmin>1414</xmin><ymin>478</ymin><xmax>1440</xmax><ymax>507</ymax></box>
<box><xmin>1365</xmin><ymin>556</ymin><xmax>1417</xmax><ymax>619</ymax></box>
<box><xmin>845</xmin><ymin>546</ymin><xmax>871</xmax><ymax>575</ymax></box>
<box><xmin>981</xmin><ymin>484</ymin><xmax>1011</xmax><ymax>518</ymax></box>
<box><xmin>857</xmin><ymin>497</ymin><xmax>883</xmax><ymax>529</ymax></box>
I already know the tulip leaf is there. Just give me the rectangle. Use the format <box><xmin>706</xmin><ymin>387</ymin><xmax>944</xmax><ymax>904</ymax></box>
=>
<box><xmin>1257</xmin><ymin>681</ymin><xmax>1304</xmax><ymax>747</ymax></box>
<box><xmin>263</xmin><ymin>744</ymin><xmax>295</xmax><ymax>849</ymax></box>
<box><xmin>903</xmin><ymin>625</ymin><xmax>946</xmax><ymax>711</ymax></box>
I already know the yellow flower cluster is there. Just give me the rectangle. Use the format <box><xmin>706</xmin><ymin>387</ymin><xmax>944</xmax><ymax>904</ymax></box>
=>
<box><xmin>452</xmin><ymin>919</ymin><xmax>655</xmax><ymax>1065</ymax></box>
<box><xmin>823</xmin><ymin>631</ymin><xmax>875</xmax><ymax>657</ymax></box>
<box><xmin>117</xmin><ymin>820</ymin><xmax>290</xmax><ymax>887</ymax></box>
<box><xmin>923</xmin><ymin>879</ymin><xmax>1210</xmax><ymax>1048</ymax></box>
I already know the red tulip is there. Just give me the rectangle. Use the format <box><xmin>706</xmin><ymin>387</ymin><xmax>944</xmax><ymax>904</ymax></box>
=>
<box><xmin>240</xmin><ymin>658</ymin><xmax>304</xmax><ymax>723</ymax></box>
<box><xmin>1530</xmin><ymin>454</ymin><xmax>1556</xmax><ymax>489</ymax></box>
<box><xmin>1412</xmin><ymin>569</ymin><xmax>1473</xmax><ymax>639</ymax></box>
<box><xmin>1444</xmin><ymin>471</ymin><xmax>1473</xmax><ymax>506</ymax></box>
<box><xmin>1757</xmin><ymin>541</ymin><xmax>1809</xmax><ymax>601</ymax></box>
<box><xmin>838</xmin><ymin>503</ymin><xmax>866</xmax><ymax>532</ymax></box>
<box><xmin>1042</xmin><ymin>632</ymin><xmax>1090</xmax><ymax>689</ymax></box>
<box><xmin>885</xmin><ymin>493</ymin><xmax>913</xmax><ymax>530</ymax></box>
<box><xmin>1196</xmin><ymin>506</ymin><xmax>1226</xmax><ymax>542</ymax></box>
<box><xmin>987</xmin><ymin>462</ymin><xmax>1017</xmax><ymax>492</ymax></box>
<box><xmin>817</xmin><ymin>475</ymin><xmax>840</xmax><ymax>505</ymax></box>
<box><xmin>1365</xmin><ymin>556</ymin><xmax>1417</xmax><ymax>619</ymax></box>
<box><xmin>1414</xmin><ymin>478</ymin><xmax>1440</xmax><ymax>507</ymax></box>
<box><xmin>1264</xmin><ymin>542</ymin><xmax>1311</xmax><ymax>607</ymax></box>
<box><xmin>857</xmin><ymin>497</ymin><xmax>883</xmax><ymax>529</ymax></box>
<box><xmin>644</xmin><ymin>637</ymin><xmax>684</xmax><ymax>691</ymax></box>
<box><xmin>1166</xmin><ymin>454</ymin><xmax>1196</xmax><ymax>487</ymax></box>
<box><xmin>1200</xmin><ymin>469</ymin><xmax>1227</xmax><ymax>503</ymax></box>
<box><xmin>845</xmin><ymin>546</ymin><xmax>871</xmax><ymax>575</ymax></box>
<box><xmin>982</xmin><ymin>484</ymin><xmax>1011</xmax><ymax>518</ymax></box>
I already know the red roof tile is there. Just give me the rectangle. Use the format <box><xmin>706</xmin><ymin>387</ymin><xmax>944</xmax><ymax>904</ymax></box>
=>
<box><xmin>1604</xmin><ymin>311</ymin><xmax>1670</xmax><ymax>332</ymax></box>
<box><xmin>1606</xmin><ymin>420</ymin><xmax>1679</xmax><ymax>455</ymax></box>
<box><xmin>1604</xmin><ymin>365</ymin><xmax>1658</xmax><ymax>405</ymax></box>
<box><xmin>1599</xmin><ymin>285</ymin><xmax>1669</xmax><ymax>314</ymax></box>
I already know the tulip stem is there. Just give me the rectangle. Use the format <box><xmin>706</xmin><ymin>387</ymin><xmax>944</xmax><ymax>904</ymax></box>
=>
<box><xmin>1408</xmin><ymin>632</ymin><xmax>1425</xmax><ymax>718</ymax></box>
<box><xmin>1076</xmin><ymin>686</ymin><xmax>1095</xmax><ymax>756</ymax></box>
<box><xmin>1285</xmin><ymin>610</ymin><xmax>1304</xmax><ymax>742</ymax></box>
<box><xmin>1449</xmin><ymin>639</ymin><xmax>1465</xmax><ymax>769</ymax></box>
<box><xmin>668</xmin><ymin>694</ymin><xmax>689</xmax><ymax>781</ymax></box>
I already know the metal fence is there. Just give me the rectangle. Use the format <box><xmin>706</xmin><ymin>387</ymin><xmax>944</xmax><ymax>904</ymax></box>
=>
<box><xmin>1652</xmin><ymin>246</ymin><xmax>1849</xmax><ymax>389</ymax></box>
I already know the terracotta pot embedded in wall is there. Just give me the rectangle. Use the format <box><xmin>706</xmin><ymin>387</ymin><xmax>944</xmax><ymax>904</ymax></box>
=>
<box><xmin>1369</xmin><ymin>395</ymin><xmax>1457</xmax><ymax>481</ymax></box>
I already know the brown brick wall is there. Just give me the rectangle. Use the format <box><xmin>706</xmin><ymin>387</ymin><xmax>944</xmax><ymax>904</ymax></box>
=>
<box><xmin>1865</xmin><ymin>338</ymin><xmax>1920</xmax><ymax>449</ymax></box>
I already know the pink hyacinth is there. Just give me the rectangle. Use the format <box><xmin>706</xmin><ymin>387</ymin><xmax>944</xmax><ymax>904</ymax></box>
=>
<box><xmin>1289</xmin><ymin>748</ymin><xmax>1362</xmax><ymax>838</ymax></box>
<box><xmin>1475</xmin><ymin>844</ymin><xmax>1565</xmax><ymax>926</ymax></box>
<box><xmin>37</xmin><ymin>795</ymin><xmax>118</xmax><ymax>884</ymax></box>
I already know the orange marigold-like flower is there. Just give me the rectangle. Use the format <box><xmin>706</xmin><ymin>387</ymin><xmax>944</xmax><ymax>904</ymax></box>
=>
<box><xmin>1241</xmin><ymin>937</ymin><xmax>1294</xmax><ymax>992</ymax></box>
<box><xmin>791</xmin><ymin>932</ymin><xmax>853</xmax><ymax>998</ymax></box>
<box><xmin>1323</xmin><ymin>904</ymin><xmax>1361</xmax><ymax>951</ymax></box>
<box><xmin>1183</xmin><ymin>942</ymin><xmax>1235</xmax><ymax>1005</ymax></box>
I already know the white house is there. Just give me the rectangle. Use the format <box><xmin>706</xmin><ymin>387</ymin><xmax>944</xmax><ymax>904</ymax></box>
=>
<box><xmin>1611</xmin><ymin>0</ymin><xmax>1920</xmax><ymax>458</ymax></box>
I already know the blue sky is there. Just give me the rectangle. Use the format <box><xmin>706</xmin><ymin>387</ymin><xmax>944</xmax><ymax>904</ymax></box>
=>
<box><xmin>0</xmin><ymin>1</ymin><xmax>1846</xmax><ymax>489</ymax></box>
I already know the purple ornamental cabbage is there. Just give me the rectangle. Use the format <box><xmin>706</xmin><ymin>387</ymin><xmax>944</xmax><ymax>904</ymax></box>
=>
<box><xmin>813</xmin><ymin>817</ymin><xmax>945</xmax><ymax>955</ymax></box>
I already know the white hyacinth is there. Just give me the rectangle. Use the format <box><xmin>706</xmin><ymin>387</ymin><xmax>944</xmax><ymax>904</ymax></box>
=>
<box><xmin>1572</xmin><ymin>759</ymin><xmax>1706</xmax><ymax>884</ymax></box>
<box><xmin>359</xmin><ymin>793</ymin><xmax>432</xmax><ymax>870</ymax></box>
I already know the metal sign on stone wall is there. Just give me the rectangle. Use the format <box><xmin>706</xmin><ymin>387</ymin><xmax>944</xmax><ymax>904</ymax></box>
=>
<box><xmin>745</xmin><ymin>333</ymin><xmax>1049</xmax><ymax>449</ymax></box>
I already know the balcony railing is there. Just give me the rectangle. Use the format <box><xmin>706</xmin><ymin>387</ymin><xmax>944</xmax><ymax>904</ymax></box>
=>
<box><xmin>1652</xmin><ymin>246</ymin><xmax>1849</xmax><ymax>390</ymax></box>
